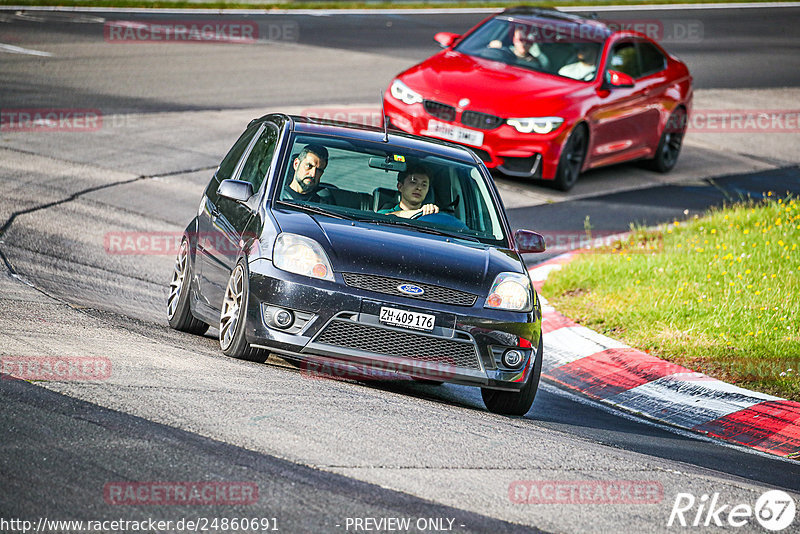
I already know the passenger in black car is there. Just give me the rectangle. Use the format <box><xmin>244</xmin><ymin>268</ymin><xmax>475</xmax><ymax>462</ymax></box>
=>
<box><xmin>285</xmin><ymin>144</ymin><xmax>330</xmax><ymax>203</ymax></box>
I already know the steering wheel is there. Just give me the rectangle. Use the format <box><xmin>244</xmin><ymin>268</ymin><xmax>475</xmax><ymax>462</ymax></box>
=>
<box><xmin>412</xmin><ymin>212</ymin><xmax>470</xmax><ymax>230</ymax></box>
<box><xmin>482</xmin><ymin>46</ymin><xmax>516</xmax><ymax>63</ymax></box>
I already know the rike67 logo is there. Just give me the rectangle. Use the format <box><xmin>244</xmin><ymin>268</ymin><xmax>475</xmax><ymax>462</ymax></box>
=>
<box><xmin>668</xmin><ymin>490</ymin><xmax>796</xmax><ymax>531</ymax></box>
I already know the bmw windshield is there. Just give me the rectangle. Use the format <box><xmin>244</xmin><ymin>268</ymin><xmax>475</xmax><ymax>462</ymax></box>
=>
<box><xmin>274</xmin><ymin>133</ymin><xmax>509</xmax><ymax>247</ymax></box>
<box><xmin>454</xmin><ymin>16</ymin><xmax>606</xmax><ymax>82</ymax></box>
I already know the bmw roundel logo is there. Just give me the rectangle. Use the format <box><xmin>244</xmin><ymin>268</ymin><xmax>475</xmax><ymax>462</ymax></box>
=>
<box><xmin>397</xmin><ymin>283</ymin><xmax>424</xmax><ymax>296</ymax></box>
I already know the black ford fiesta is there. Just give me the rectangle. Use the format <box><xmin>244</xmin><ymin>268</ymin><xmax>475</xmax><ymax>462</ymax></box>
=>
<box><xmin>167</xmin><ymin>114</ymin><xmax>546</xmax><ymax>415</ymax></box>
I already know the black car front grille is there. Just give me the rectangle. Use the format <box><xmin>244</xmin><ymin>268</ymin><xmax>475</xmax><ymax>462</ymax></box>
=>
<box><xmin>461</xmin><ymin>110</ymin><xmax>504</xmax><ymax>130</ymax></box>
<box><xmin>342</xmin><ymin>272</ymin><xmax>477</xmax><ymax>307</ymax></box>
<box><xmin>423</xmin><ymin>100</ymin><xmax>457</xmax><ymax>122</ymax></box>
<box><xmin>314</xmin><ymin>320</ymin><xmax>481</xmax><ymax>370</ymax></box>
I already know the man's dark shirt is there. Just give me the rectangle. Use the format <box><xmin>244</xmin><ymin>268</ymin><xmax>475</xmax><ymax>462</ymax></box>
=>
<box><xmin>282</xmin><ymin>184</ymin><xmax>333</xmax><ymax>204</ymax></box>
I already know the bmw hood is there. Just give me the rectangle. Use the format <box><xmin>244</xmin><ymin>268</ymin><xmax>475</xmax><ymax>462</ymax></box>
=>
<box><xmin>272</xmin><ymin>209</ymin><xmax>525</xmax><ymax>298</ymax></box>
<box><xmin>398</xmin><ymin>51</ymin><xmax>582</xmax><ymax>116</ymax></box>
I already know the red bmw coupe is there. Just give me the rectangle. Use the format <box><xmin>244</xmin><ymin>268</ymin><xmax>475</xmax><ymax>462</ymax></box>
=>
<box><xmin>383</xmin><ymin>7</ymin><xmax>693</xmax><ymax>190</ymax></box>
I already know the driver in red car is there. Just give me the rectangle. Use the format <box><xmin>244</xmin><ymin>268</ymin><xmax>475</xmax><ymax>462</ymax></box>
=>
<box><xmin>378</xmin><ymin>166</ymin><xmax>440</xmax><ymax>218</ymax></box>
<box><xmin>488</xmin><ymin>25</ymin><xmax>549</xmax><ymax>70</ymax></box>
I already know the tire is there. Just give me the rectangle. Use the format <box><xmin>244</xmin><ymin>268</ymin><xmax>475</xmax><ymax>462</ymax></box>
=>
<box><xmin>219</xmin><ymin>261</ymin><xmax>267</xmax><ymax>363</ymax></box>
<box><xmin>645</xmin><ymin>107</ymin><xmax>686</xmax><ymax>173</ymax></box>
<box><xmin>552</xmin><ymin>124</ymin><xmax>588</xmax><ymax>191</ymax></box>
<box><xmin>481</xmin><ymin>337</ymin><xmax>543</xmax><ymax>416</ymax></box>
<box><xmin>167</xmin><ymin>238</ymin><xmax>209</xmax><ymax>335</ymax></box>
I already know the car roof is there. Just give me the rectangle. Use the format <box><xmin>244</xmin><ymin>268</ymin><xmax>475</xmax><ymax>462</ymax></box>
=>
<box><xmin>499</xmin><ymin>6</ymin><xmax>613</xmax><ymax>42</ymax></box>
<box><xmin>276</xmin><ymin>114</ymin><xmax>481</xmax><ymax>164</ymax></box>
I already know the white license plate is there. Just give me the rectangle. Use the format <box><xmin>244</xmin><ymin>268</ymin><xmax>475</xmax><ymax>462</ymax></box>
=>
<box><xmin>425</xmin><ymin>120</ymin><xmax>484</xmax><ymax>147</ymax></box>
<box><xmin>379</xmin><ymin>307</ymin><xmax>435</xmax><ymax>332</ymax></box>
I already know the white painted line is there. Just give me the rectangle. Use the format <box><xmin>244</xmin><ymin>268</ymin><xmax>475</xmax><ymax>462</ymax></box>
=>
<box><xmin>605</xmin><ymin>372</ymin><xmax>778</xmax><ymax>428</ymax></box>
<box><xmin>529</xmin><ymin>263</ymin><xmax>563</xmax><ymax>283</ymax></box>
<box><xmin>544</xmin><ymin>324</ymin><xmax>629</xmax><ymax>369</ymax></box>
<box><xmin>539</xmin><ymin>381</ymin><xmax>799</xmax><ymax>463</ymax></box>
<box><xmin>1</xmin><ymin>3</ymin><xmax>799</xmax><ymax>15</ymax></box>
<box><xmin>0</xmin><ymin>43</ymin><xmax>52</xmax><ymax>57</ymax></box>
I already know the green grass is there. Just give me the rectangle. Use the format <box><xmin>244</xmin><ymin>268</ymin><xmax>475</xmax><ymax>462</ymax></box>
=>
<box><xmin>543</xmin><ymin>194</ymin><xmax>800</xmax><ymax>401</ymax></box>
<box><xmin>0</xmin><ymin>0</ymin><xmax>787</xmax><ymax>10</ymax></box>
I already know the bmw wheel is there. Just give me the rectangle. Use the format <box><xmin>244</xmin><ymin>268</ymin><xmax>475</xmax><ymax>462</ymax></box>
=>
<box><xmin>553</xmin><ymin>124</ymin><xmax>587</xmax><ymax>191</ymax></box>
<box><xmin>481</xmin><ymin>337</ymin><xmax>543</xmax><ymax>416</ymax></box>
<box><xmin>167</xmin><ymin>238</ymin><xmax>209</xmax><ymax>335</ymax></box>
<box><xmin>219</xmin><ymin>261</ymin><xmax>267</xmax><ymax>362</ymax></box>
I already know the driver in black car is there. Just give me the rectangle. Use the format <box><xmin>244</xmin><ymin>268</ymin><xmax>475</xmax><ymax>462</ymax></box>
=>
<box><xmin>378</xmin><ymin>165</ymin><xmax>439</xmax><ymax>218</ymax></box>
<box><xmin>284</xmin><ymin>144</ymin><xmax>331</xmax><ymax>203</ymax></box>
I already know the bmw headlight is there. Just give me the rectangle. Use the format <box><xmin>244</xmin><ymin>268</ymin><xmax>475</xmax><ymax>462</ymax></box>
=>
<box><xmin>390</xmin><ymin>79</ymin><xmax>424</xmax><ymax>106</ymax></box>
<box><xmin>507</xmin><ymin>117</ymin><xmax>564</xmax><ymax>134</ymax></box>
<box><xmin>485</xmin><ymin>272</ymin><xmax>533</xmax><ymax>312</ymax></box>
<box><xmin>273</xmin><ymin>233</ymin><xmax>334</xmax><ymax>281</ymax></box>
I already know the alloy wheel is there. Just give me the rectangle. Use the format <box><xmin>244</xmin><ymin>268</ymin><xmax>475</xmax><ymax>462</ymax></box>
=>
<box><xmin>220</xmin><ymin>265</ymin><xmax>244</xmax><ymax>350</ymax></box>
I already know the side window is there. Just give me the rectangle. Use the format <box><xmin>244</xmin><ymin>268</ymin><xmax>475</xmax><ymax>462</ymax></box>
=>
<box><xmin>638</xmin><ymin>42</ymin><xmax>666</xmax><ymax>76</ymax></box>
<box><xmin>239</xmin><ymin>123</ymin><xmax>279</xmax><ymax>193</ymax></box>
<box><xmin>216</xmin><ymin>122</ymin><xmax>261</xmax><ymax>182</ymax></box>
<box><xmin>608</xmin><ymin>42</ymin><xmax>640</xmax><ymax>79</ymax></box>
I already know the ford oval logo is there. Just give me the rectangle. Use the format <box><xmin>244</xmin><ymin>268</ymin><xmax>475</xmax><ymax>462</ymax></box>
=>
<box><xmin>397</xmin><ymin>283</ymin><xmax>424</xmax><ymax>296</ymax></box>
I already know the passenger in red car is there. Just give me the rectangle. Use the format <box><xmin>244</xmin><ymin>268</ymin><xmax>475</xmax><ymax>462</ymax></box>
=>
<box><xmin>558</xmin><ymin>44</ymin><xmax>599</xmax><ymax>81</ymax></box>
<box><xmin>378</xmin><ymin>166</ymin><xmax>440</xmax><ymax>218</ymax></box>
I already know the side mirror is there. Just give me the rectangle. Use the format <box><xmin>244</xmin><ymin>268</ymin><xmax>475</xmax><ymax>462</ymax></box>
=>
<box><xmin>514</xmin><ymin>229</ymin><xmax>546</xmax><ymax>254</ymax></box>
<box><xmin>434</xmin><ymin>32</ymin><xmax>460</xmax><ymax>48</ymax></box>
<box><xmin>605</xmin><ymin>70</ymin><xmax>635</xmax><ymax>89</ymax></box>
<box><xmin>217</xmin><ymin>179</ymin><xmax>254</xmax><ymax>203</ymax></box>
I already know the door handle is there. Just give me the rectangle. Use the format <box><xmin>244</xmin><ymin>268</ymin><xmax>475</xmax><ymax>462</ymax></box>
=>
<box><xmin>210</xmin><ymin>206</ymin><xmax>220</xmax><ymax>218</ymax></box>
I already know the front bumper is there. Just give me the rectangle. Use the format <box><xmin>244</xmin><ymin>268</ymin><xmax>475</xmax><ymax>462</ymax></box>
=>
<box><xmin>384</xmin><ymin>97</ymin><xmax>567</xmax><ymax>180</ymax></box>
<box><xmin>245</xmin><ymin>259</ymin><xmax>541</xmax><ymax>391</ymax></box>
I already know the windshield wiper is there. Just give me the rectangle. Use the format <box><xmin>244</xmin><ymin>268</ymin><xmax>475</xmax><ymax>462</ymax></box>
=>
<box><xmin>366</xmin><ymin>217</ymin><xmax>481</xmax><ymax>243</ymax></box>
<box><xmin>275</xmin><ymin>201</ymin><xmax>354</xmax><ymax>220</ymax></box>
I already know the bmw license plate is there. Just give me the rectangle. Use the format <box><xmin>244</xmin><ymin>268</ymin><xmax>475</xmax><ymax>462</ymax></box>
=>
<box><xmin>425</xmin><ymin>120</ymin><xmax>484</xmax><ymax>147</ymax></box>
<box><xmin>379</xmin><ymin>307</ymin><xmax>435</xmax><ymax>332</ymax></box>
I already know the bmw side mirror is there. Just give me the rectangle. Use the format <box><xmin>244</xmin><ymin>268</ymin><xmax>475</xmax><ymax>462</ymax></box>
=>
<box><xmin>217</xmin><ymin>179</ymin><xmax>254</xmax><ymax>203</ymax></box>
<box><xmin>434</xmin><ymin>32</ymin><xmax>460</xmax><ymax>48</ymax></box>
<box><xmin>605</xmin><ymin>70</ymin><xmax>635</xmax><ymax>89</ymax></box>
<box><xmin>514</xmin><ymin>230</ymin><xmax>546</xmax><ymax>254</ymax></box>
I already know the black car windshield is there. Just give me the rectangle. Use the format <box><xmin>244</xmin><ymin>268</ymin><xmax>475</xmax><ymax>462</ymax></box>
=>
<box><xmin>275</xmin><ymin>133</ymin><xmax>508</xmax><ymax>247</ymax></box>
<box><xmin>454</xmin><ymin>16</ymin><xmax>605</xmax><ymax>82</ymax></box>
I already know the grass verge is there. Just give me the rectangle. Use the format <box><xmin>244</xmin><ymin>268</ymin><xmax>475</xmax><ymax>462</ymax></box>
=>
<box><xmin>543</xmin><ymin>194</ymin><xmax>800</xmax><ymax>401</ymax></box>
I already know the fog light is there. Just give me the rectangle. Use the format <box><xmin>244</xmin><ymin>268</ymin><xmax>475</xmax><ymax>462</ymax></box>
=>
<box><xmin>273</xmin><ymin>308</ymin><xmax>294</xmax><ymax>329</ymax></box>
<box><xmin>502</xmin><ymin>349</ymin><xmax>524</xmax><ymax>368</ymax></box>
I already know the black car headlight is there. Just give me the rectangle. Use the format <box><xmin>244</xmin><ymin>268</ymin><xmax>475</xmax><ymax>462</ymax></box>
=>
<box><xmin>273</xmin><ymin>233</ymin><xmax>334</xmax><ymax>281</ymax></box>
<box><xmin>485</xmin><ymin>272</ymin><xmax>533</xmax><ymax>312</ymax></box>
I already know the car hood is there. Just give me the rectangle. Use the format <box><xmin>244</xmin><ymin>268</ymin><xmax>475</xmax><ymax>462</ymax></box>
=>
<box><xmin>272</xmin><ymin>208</ymin><xmax>525</xmax><ymax>297</ymax></box>
<box><xmin>399</xmin><ymin>51</ymin><xmax>583</xmax><ymax>116</ymax></box>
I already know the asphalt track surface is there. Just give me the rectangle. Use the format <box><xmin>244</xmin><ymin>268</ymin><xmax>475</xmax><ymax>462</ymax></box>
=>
<box><xmin>1</xmin><ymin>6</ymin><xmax>800</xmax><ymax>533</ymax></box>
